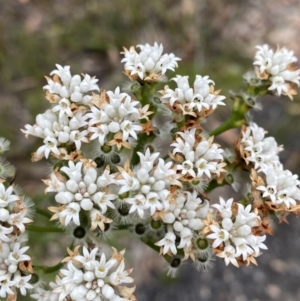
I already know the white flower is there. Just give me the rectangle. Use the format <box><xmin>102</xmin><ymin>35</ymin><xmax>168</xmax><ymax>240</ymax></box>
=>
<box><xmin>109</xmin><ymin>260</ymin><xmax>134</xmax><ymax>286</ymax></box>
<box><xmin>14</xmin><ymin>274</ymin><xmax>33</xmax><ymax>296</ymax></box>
<box><xmin>177</xmin><ymin>227</ymin><xmax>193</xmax><ymax>249</ymax></box>
<box><xmin>75</xmin><ymin>246</ymin><xmax>99</xmax><ymax>271</ymax></box>
<box><xmin>217</xmin><ymin>245</ymin><xmax>239</xmax><ymax>267</ymax></box>
<box><xmin>37</xmin><ymin>136</ymin><xmax>60</xmax><ymax>159</ymax></box>
<box><xmin>0</xmin><ymin>137</ymin><xmax>10</xmax><ymax>154</ymax></box>
<box><xmin>127</xmin><ymin>194</ymin><xmax>149</xmax><ymax>218</ymax></box>
<box><xmin>60</xmin><ymin>161</ymin><xmax>83</xmax><ymax>182</ymax></box>
<box><xmin>146</xmin><ymin>192</ymin><xmax>163</xmax><ymax>215</ymax></box>
<box><xmin>60</xmin><ymin>261</ymin><xmax>84</xmax><ymax>284</ymax></box>
<box><xmin>207</xmin><ymin>225</ymin><xmax>230</xmax><ymax>248</ymax></box>
<box><xmin>120</xmin><ymin>120</ymin><xmax>142</xmax><ymax>141</ymax></box>
<box><xmin>89</xmin><ymin>124</ymin><xmax>109</xmax><ymax>145</ymax></box>
<box><xmin>50</xmin><ymin>64</ymin><xmax>72</xmax><ymax>85</ymax></box>
<box><xmin>0</xmin><ymin>225</ymin><xmax>13</xmax><ymax>242</ymax></box>
<box><xmin>247</xmin><ymin>235</ymin><xmax>268</xmax><ymax>256</ymax></box>
<box><xmin>59</xmin><ymin>202</ymin><xmax>81</xmax><ymax>225</ymax></box>
<box><xmin>232</xmin><ymin>237</ymin><xmax>254</xmax><ymax>261</ymax></box>
<box><xmin>92</xmin><ymin>192</ymin><xmax>116</xmax><ymax>213</ymax></box>
<box><xmin>212</xmin><ymin>197</ymin><xmax>233</xmax><ymax>219</ymax></box>
<box><xmin>137</xmin><ymin>148</ymin><xmax>160</xmax><ymax>172</ymax></box>
<box><xmin>155</xmin><ymin>231</ymin><xmax>177</xmax><ymax>255</ymax></box>
<box><xmin>52</xmin><ymin>98</ymin><xmax>73</xmax><ymax>118</ymax></box>
<box><xmin>0</xmin><ymin>184</ymin><xmax>19</xmax><ymax>207</ymax></box>
<box><xmin>94</xmin><ymin>253</ymin><xmax>116</xmax><ymax>278</ymax></box>
<box><xmin>0</xmin><ymin>274</ymin><xmax>15</xmax><ymax>298</ymax></box>
<box><xmin>7</xmin><ymin>210</ymin><xmax>32</xmax><ymax>233</ymax></box>
<box><xmin>118</xmin><ymin>172</ymin><xmax>140</xmax><ymax>195</ymax></box>
<box><xmin>8</xmin><ymin>243</ymin><xmax>31</xmax><ymax>265</ymax></box>
<box><xmin>70</xmin><ymin>130</ymin><xmax>89</xmax><ymax>149</ymax></box>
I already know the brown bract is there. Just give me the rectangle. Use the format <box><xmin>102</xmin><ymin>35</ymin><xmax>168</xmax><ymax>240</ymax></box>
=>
<box><xmin>106</xmin><ymin>133</ymin><xmax>131</xmax><ymax>150</ymax></box>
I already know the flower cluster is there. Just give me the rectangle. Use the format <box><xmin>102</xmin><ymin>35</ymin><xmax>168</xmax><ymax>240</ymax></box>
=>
<box><xmin>254</xmin><ymin>44</ymin><xmax>300</xmax><ymax>98</ymax></box>
<box><xmin>0</xmin><ymin>138</ymin><xmax>15</xmax><ymax>181</ymax></box>
<box><xmin>86</xmin><ymin>87</ymin><xmax>151</xmax><ymax>150</ymax></box>
<box><xmin>170</xmin><ymin>128</ymin><xmax>226</xmax><ymax>190</ymax></box>
<box><xmin>239</xmin><ymin>123</ymin><xmax>300</xmax><ymax>212</ymax></box>
<box><xmin>121</xmin><ymin>42</ymin><xmax>180</xmax><ymax>81</ymax></box>
<box><xmin>155</xmin><ymin>191</ymin><xmax>210</xmax><ymax>256</ymax></box>
<box><xmin>22</xmin><ymin>65</ymin><xmax>99</xmax><ymax>160</ymax></box>
<box><xmin>205</xmin><ymin>197</ymin><xmax>267</xmax><ymax>267</ymax></box>
<box><xmin>32</xmin><ymin>246</ymin><xmax>135</xmax><ymax>301</ymax></box>
<box><xmin>256</xmin><ymin>166</ymin><xmax>300</xmax><ymax>210</ymax></box>
<box><xmin>240</xmin><ymin>122</ymin><xmax>283</xmax><ymax>172</ymax></box>
<box><xmin>0</xmin><ymin>138</ymin><xmax>33</xmax><ymax>300</ymax></box>
<box><xmin>117</xmin><ymin>148</ymin><xmax>178</xmax><ymax>219</ymax></box>
<box><xmin>22</xmin><ymin>65</ymin><xmax>153</xmax><ymax>162</ymax></box>
<box><xmin>161</xmin><ymin>75</ymin><xmax>226</xmax><ymax>118</ymax></box>
<box><xmin>45</xmin><ymin>160</ymin><xmax>116</xmax><ymax>231</ymax></box>
<box><xmin>15</xmin><ymin>42</ymin><xmax>300</xmax><ymax>297</ymax></box>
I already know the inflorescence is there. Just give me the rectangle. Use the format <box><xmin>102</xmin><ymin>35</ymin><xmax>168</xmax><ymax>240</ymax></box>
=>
<box><xmin>1</xmin><ymin>42</ymin><xmax>299</xmax><ymax>301</ymax></box>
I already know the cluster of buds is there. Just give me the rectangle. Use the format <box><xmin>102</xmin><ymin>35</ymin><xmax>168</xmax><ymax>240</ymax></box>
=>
<box><xmin>15</xmin><ymin>42</ymin><xmax>300</xmax><ymax>300</ymax></box>
<box><xmin>0</xmin><ymin>138</ymin><xmax>33</xmax><ymax>300</ymax></box>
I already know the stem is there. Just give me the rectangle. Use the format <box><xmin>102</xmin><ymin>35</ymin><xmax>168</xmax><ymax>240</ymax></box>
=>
<box><xmin>131</xmin><ymin>83</ymin><xmax>159</xmax><ymax>166</ymax></box>
<box><xmin>141</xmin><ymin>237</ymin><xmax>173</xmax><ymax>263</ymax></box>
<box><xmin>34</xmin><ymin>261</ymin><xmax>64</xmax><ymax>274</ymax></box>
<box><xmin>27</xmin><ymin>225</ymin><xmax>65</xmax><ymax>233</ymax></box>
<box><xmin>131</xmin><ymin>133</ymin><xmax>156</xmax><ymax>166</ymax></box>
<box><xmin>209</xmin><ymin>111</ymin><xmax>244</xmax><ymax>137</ymax></box>
<box><xmin>36</xmin><ymin>207</ymin><xmax>52</xmax><ymax>219</ymax></box>
<box><xmin>204</xmin><ymin>179</ymin><xmax>228</xmax><ymax>193</ymax></box>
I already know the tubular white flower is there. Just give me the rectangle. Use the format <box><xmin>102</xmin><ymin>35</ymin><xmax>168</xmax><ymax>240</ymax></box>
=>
<box><xmin>155</xmin><ymin>231</ymin><xmax>177</xmax><ymax>255</ymax></box>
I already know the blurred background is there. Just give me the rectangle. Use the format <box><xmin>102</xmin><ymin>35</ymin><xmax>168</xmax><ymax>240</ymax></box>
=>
<box><xmin>1</xmin><ymin>0</ymin><xmax>300</xmax><ymax>300</ymax></box>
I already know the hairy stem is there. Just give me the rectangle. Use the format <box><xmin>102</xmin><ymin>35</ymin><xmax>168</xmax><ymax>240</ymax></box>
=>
<box><xmin>27</xmin><ymin>225</ymin><xmax>65</xmax><ymax>233</ymax></box>
<box><xmin>36</xmin><ymin>207</ymin><xmax>52</xmax><ymax>219</ymax></box>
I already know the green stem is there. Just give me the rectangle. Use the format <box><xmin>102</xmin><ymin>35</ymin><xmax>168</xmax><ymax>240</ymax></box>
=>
<box><xmin>131</xmin><ymin>83</ymin><xmax>160</xmax><ymax>167</ymax></box>
<box><xmin>36</xmin><ymin>207</ymin><xmax>52</xmax><ymax>219</ymax></box>
<box><xmin>117</xmin><ymin>224</ymin><xmax>131</xmax><ymax>231</ymax></box>
<box><xmin>204</xmin><ymin>179</ymin><xmax>228</xmax><ymax>193</ymax></box>
<box><xmin>34</xmin><ymin>261</ymin><xmax>64</xmax><ymax>274</ymax></box>
<box><xmin>27</xmin><ymin>225</ymin><xmax>65</xmax><ymax>233</ymax></box>
<box><xmin>131</xmin><ymin>133</ymin><xmax>156</xmax><ymax>166</ymax></box>
<box><xmin>141</xmin><ymin>237</ymin><xmax>173</xmax><ymax>263</ymax></box>
<box><xmin>209</xmin><ymin>111</ymin><xmax>245</xmax><ymax>137</ymax></box>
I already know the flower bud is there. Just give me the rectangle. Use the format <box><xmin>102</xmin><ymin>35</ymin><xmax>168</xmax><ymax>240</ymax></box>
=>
<box><xmin>152</xmin><ymin>180</ymin><xmax>165</xmax><ymax>191</ymax></box>
<box><xmin>55</xmin><ymin>191</ymin><xmax>74</xmax><ymax>204</ymax></box>
<box><xmin>222</xmin><ymin>218</ymin><xmax>233</xmax><ymax>231</ymax></box>
<box><xmin>0</xmin><ymin>208</ymin><xmax>9</xmax><ymax>222</ymax></box>
<box><xmin>173</xmin><ymin>221</ymin><xmax>184</xmax><ymax>232</ymax></box>
<box><xmin>236</xmin><ymin>224</ymin><xmax>251</xmax><ymax>236</ymax></box>
<box><xmin>81</xmin><ymin>198</ymin><xmax>93</xmax><ymax>211</ymax></box>
<box><xmin>108</xmin><ymin>122</ymin><xmax>120</xmax><ymax>133</ymax></box>
<box><xmin>102</xmin><ymin>284</ymin><xmax>115</xmax><ymax>299</ymax></box>
<box><xmin>66</xmin><ymin>180</ymin><xmax>79</xmax><ymax>193</ymax></box>
<box><xmin>86</xmin><ymin>290</ymin><xmax>96</xmax><ymax>301</ymax></box>
<box><xmin>70</xmin><ymin>285</ymin><xmax>88</xmax><ymax>300</ymax></box>
<box><xmin>58</xmin><ymin>131</ymin><xmax>70</xmax><ymax>143</ymax></box>
<box><xmin>88</xmin><ymin>183</ymin><xmax>97</xmax><ymax>195</ymax></box>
